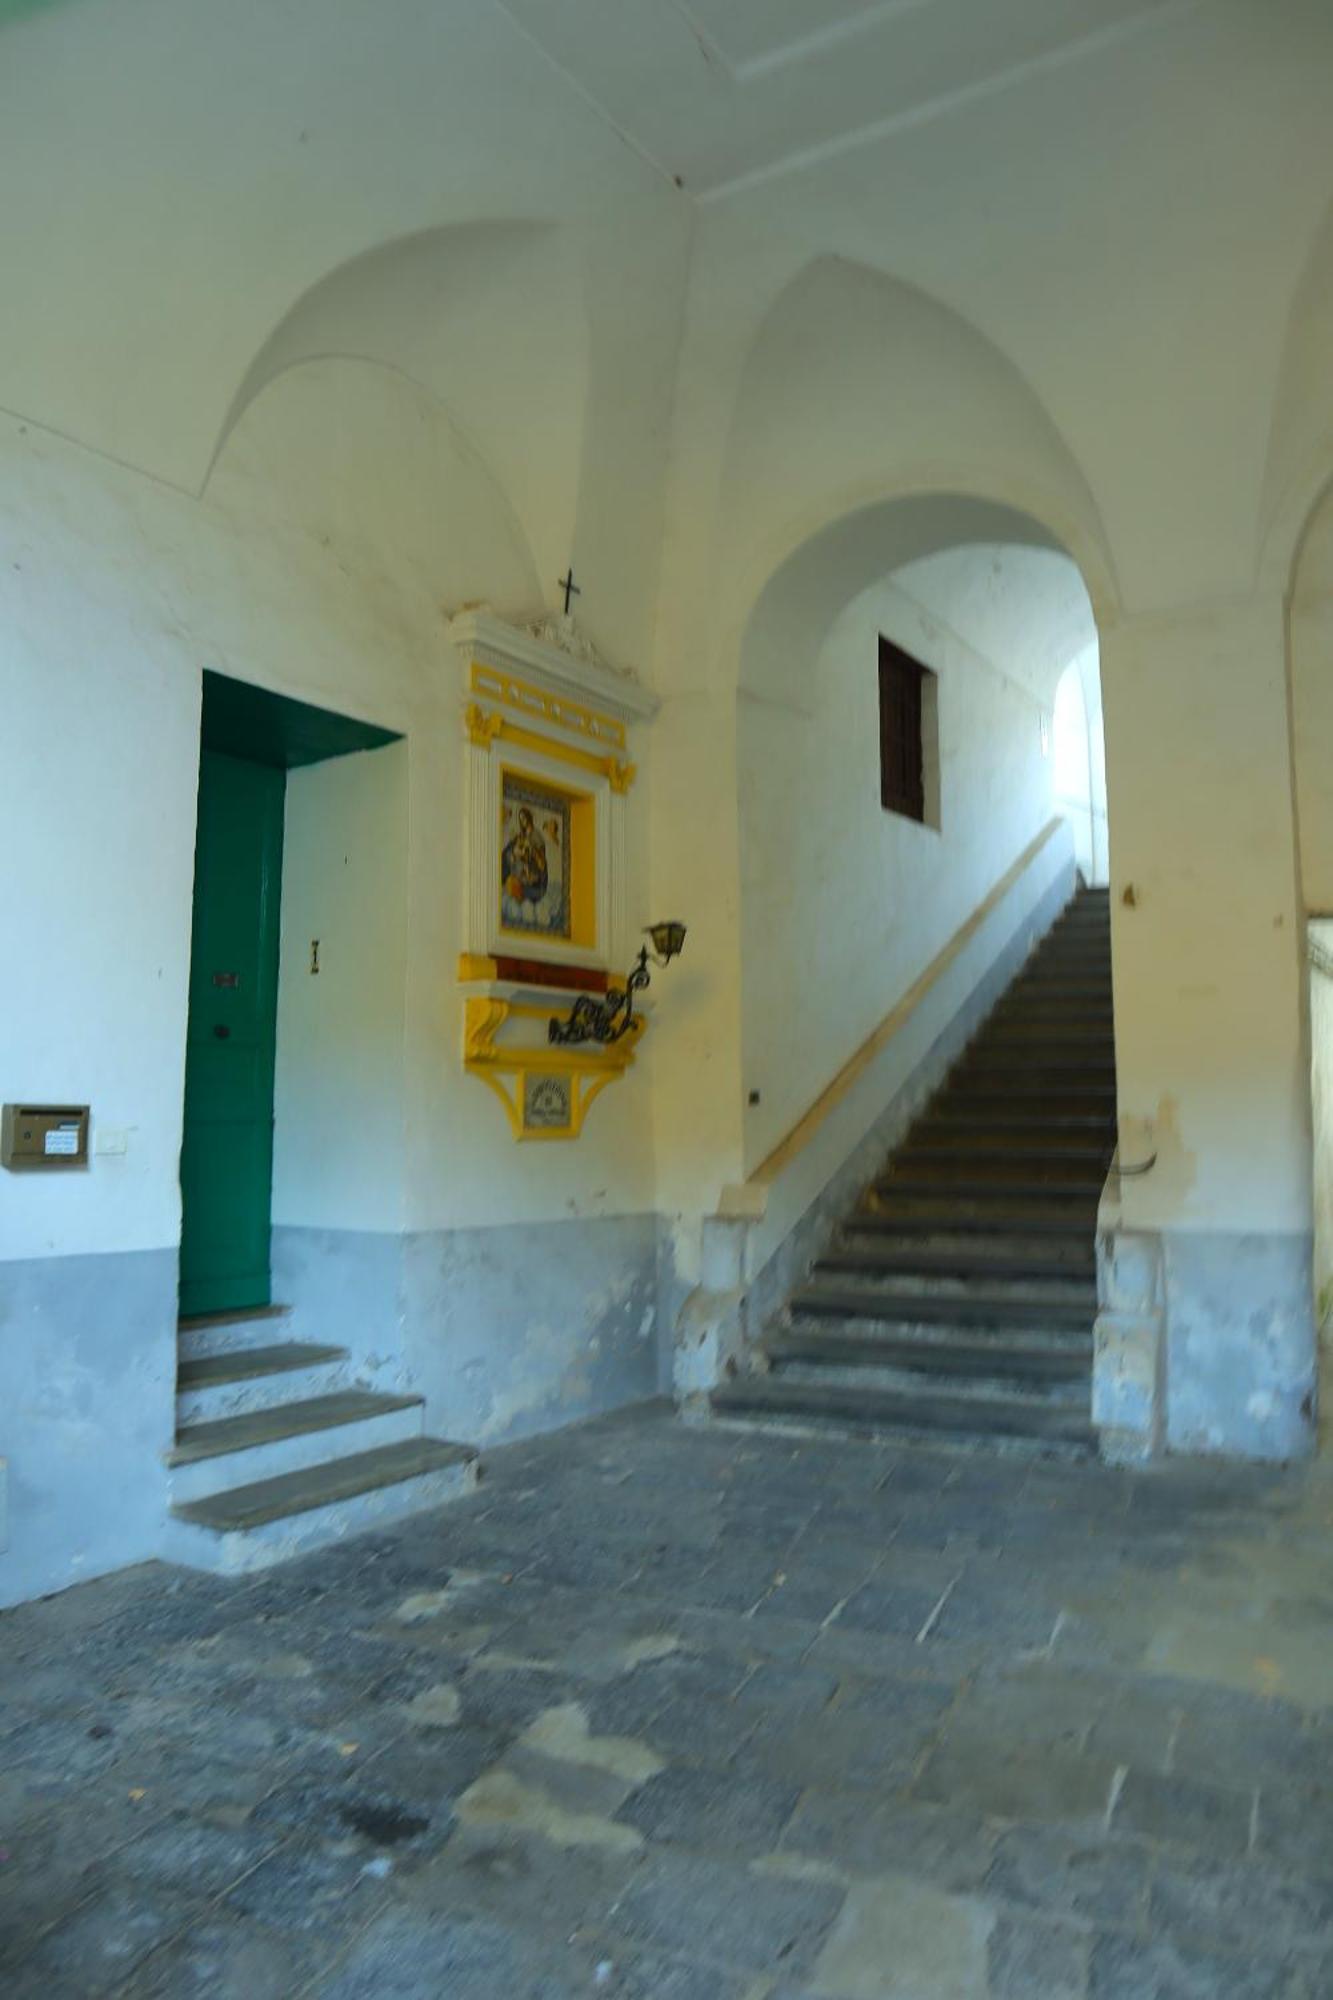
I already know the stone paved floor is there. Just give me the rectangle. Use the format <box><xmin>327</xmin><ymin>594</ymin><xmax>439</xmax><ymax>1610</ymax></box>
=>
<box><xmin>2</xmin><ymin>1404</ymin><xmax>1332</xmax><ymax>1998</ymax></box>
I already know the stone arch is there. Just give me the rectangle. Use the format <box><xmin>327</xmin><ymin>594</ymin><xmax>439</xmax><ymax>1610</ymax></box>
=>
<box><xmin>208</xmin><ymin>352</ymin><xmax>543</xmax><ymax>615</ymax></box>
<box><xmin>738</xmin><ymin>490</ymin><xmax>1107</xmax><ymax>712</ymax></box>
<box><xmin>1259</xmin><ymin>192</ymin><xmax>1333</xmax><ymax>596</ymax></box>
<box><xmin>204</xmin><ymin>221</ymin><xmax>590</xmax><ymax>586</ymax></box>
<box><xmin>715</xmin><ymin>255</ymin><xmax>1118</xmax><ymax>682</ymax></box>
<box><xmin>732</xmin><ymin>483</ymin><xmax>1108</xmax><ymax>1177</ymax></box>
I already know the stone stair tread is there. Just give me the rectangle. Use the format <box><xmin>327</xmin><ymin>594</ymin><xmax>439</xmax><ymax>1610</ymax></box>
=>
<box><xmin>768</xmin><ymin>1328</ymin><xmax>1093</xmax><ymax>1379</ymax></box>
<box><xmin>927</xmin><ymin>1114</ymin><xmax>1114</xmax><ymax>1130</ymax></box>
<box><xmin>177</xmin><ymin>1341</ymin><xmax>347</xmax><ymax>1391</ymax></box>
<box><xmin>774</xmin><ymin>1321</ymin><xmax>1094</xmax><ymax>1356</ymax></box>
<box><xmin>955</xmin><ymin>1080</ymin><xmax>1117</xmax><ymax>1094</ymax></box>
<box><xmin>790</xmin><ymin>1283</ymin><xmax>1094</xmax><ymax>1327</ymax></box>
<box><xmin>178</xmin><ymin>1305</ymin><xmax>291</xmax><ymax>1334</ymax></box>
<box><xmin>818</xmin><ymin>1245</ymin><xmax>1095</xmax><ymax>1280</ymax></box>
<box><xmin>717</xmin><ymin>888</ymin><xmax>1111</xmax><ymax>1457</ymax></box>
<box><xmin>169</xmin><ymin>1388</ymin><xmax>426</xmax><ymax>1466</ymax></box>
<box><xmin>876</xmin><ymin>1177</ymin><xmax>1108</xmax><ymax>1199</ymax></box>
<box><xmin>896</xmin><ymin>1142</ymin><xmax>1114</xmax><ymax>1161</ymax></box>
<box><xmin>962</xmin><ymin>1056</ymin><xmax>1117</xmax><ymax>1073</ymax></box>
<box><xmin>853</xmin><ymin>1206</ymin><xmax>1098</xmax><ymax>1232</ymax></box>
<box><xmin>710</xmin><ymin>1376</ymin><xmax>1097</xmax><ymax>1445</ymax></box>
<box><xmin>171</xmin><ymin>1437</ymin><xmax>478</xmax><ymax>1532</ymax></box>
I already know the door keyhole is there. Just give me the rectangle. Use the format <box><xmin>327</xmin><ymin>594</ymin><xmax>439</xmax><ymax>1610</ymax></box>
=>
<box><xmin>213</xmin><ymin>1024</ymin><xmax>231</xmax><ymax>1040</ymax></box>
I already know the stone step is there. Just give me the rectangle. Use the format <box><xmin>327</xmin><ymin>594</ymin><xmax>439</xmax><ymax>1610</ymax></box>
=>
<box><xmin>874</xmin><ymin>1187</ymin><xmax>1105</xmax><ymax>1211</ymax></box>
<box><xmin>165</xmin><ymin>1437</ymin><xmax>480</xmax><ymax>1575</ymax></box>
<box><xmin>896</xmin><ymin>1139</ymin><xmax>1114</xmax><ymax>1164</ymax></box>
<box><xmin>1018</xmin><ymin>951</ymin><xmax>1112</xmax><ymax>966</ymax></box>
<box><xmin>789</xmin><ymin>1282</ymin><xmax>1094</xmax><ymax>1330</ymax></box>
<box><xmin>958</xmin><ymin>1089</ymin><xmax>1116</xmax><ymax>1112</ymax></box>
<box><xmin>174</xmin><ymin>1352</ymin><xmax>356</xmax><ymax>1432</ymax></box>
<box><xmin>168</xmin><ymin>1389</ymin><xmax>426</xmax><ymax>1501</ymax></box>
<box><xmin>770</xmin><ymin>1359</ymin><xmax>1091</xmax><ymax>1403</ymax></box>
<box><xmin>993</xmin><ymin>1029</ymin><xmax>1113</xmax><ymax>1046</ymax></box>
<box><xmin>856</xmin><ymin>1195</ymin><xmax>1101</xmax><ymax>1228</ymax></box>
<box><xmin>938</xmin><ymin>1096</ymin><xmax>1116</xmax><ymax>1122</ymax></box>
<box><xmin>909</xmin><ymin>1126</ymin><xmax>1115</xmax><ymax>1152</ymax></box>
<box><xmin>818</xmin><ymin>1242</ymin><xmax>1095</xmax><ymax>1282</ymax></box>
<box><xmin>984</xmin><ymin>1006</ymin><xmax>1114</xmax><ymax>1024</ymax></box>
<box><xmin>178</xmin><ymin>1305</ymin><xmax>296</xmax><ymax>1361</ymax></box>
<box><xmin>880</xmin><ymin>1160</ymin><xmax>1112</xmax><ymax>1184</ymax></box>
<box><xmin>984</xmin><ymin>1016</ymin><xmax>1112</xmax><ymax>1032</ymax></box>
<box><xmin>177</xmin><ymin>1341</ymin><xmax>346</xmax><ymax>1390</ymax></box>
<box><xmin>963</xmin><ymin>1041</ymin><xmax>1116</xmax><ymax>1063</ymax></box>
<box><xmin>960</xmin><ymin>1050</ymin><xmax>1117</xmax><ymax>1073</ymax></box>
<box><xmin>955</xmin><ymin>1078</ymin><xmax>1117</xmax><ymax>1102</ymax></box>
<box><xmin>767</xmin><ymin>1325</ymin><xmax>1093</xmax><ymax>1384</ymax></box>
<box><xmin>1009</xmin><ymin>964</ymin><xmax>1111</xmax><ymax>982</ymax></box>
<box><xmin>838</xmin><ymin>1222</ymin><xmax>1096</xmax><ymax>1258</ymax></box>
<box><xmin>710</xmin><ymin>1375</ymin><xmax>1097</xmax><ymax>1451</ymax></box>
<box><xmin>926</xmin><ymin>1111</ymin><xmax>1115</xmax><ymax>1132</ymax></box>
<box><xmin>1005</xmin><ymin>985</ymin><xmax>1112</xmax><ymax>1003</ymax></box>
<box><xmin>175</xmin><ymin>1341</ymin><xmax>352</xmax><ymax>1425</ymax></box>
<box><xmin>802</xmin><ymin>1267</ymin><xmax>1096</xmax><ymax>1308</ymax></box>
<box><xmin>940</xmin><ymin>1104</ymin><xmax>1112</xmax><ymax>1136</ymax></box>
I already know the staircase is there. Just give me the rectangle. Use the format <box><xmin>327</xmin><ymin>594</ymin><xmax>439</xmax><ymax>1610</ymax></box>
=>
<box><xmin>712</xmin><ymin>887</ymin><xmax>1114</xmax><ymax>1454</ymax></box>
<box><xmin>163</xmin><ymin>1308</ymin><xmax>478</xmax><ymax>1573</ymax></box>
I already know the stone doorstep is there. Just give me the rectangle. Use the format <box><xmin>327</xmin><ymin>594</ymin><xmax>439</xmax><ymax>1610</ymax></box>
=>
<box><xmin>169</xmin><ymin>1389</ymin><xmax>426</xmax><ymax>1467</ymax></box>
<box><xmin>176</xmin><ymin>1341</ymin><xmax>348</xmax><ymax>1392</ymax></box>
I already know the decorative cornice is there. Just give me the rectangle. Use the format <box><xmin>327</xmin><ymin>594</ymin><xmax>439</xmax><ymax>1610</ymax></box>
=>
<box><xmin>447</xmin><ymin>608</ymin><xmax>659</xmax><ymax>724</ymax></box>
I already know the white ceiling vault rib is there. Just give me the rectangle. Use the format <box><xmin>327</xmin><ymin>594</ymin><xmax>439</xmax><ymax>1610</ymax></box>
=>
<box><xmin>668</xmin><ymin>0</ymin><xmax>940</xmax><ymax>81</ymax></box>
<box><xmin>496</xmin><ymin>0</ymin><xmax>1210</xmax><ymax>199</ymax></box>
<box><xmin>700</xmin><ymin>0</ymin><xmax>1212</xmax><ymax>202</ymax></box>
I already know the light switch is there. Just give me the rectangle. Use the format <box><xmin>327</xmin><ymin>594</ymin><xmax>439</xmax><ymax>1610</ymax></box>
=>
<box><xmin>95</xmin><ymin>1126</ymin><xmax>129</xmax><ymax>1157</ymax></box>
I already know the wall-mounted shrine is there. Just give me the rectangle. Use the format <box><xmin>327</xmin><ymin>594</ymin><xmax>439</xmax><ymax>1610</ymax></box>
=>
<box><xmin>449</xmin><ymin>607</ymin><xmax>658</xmax><ymax>1139</ymax></box>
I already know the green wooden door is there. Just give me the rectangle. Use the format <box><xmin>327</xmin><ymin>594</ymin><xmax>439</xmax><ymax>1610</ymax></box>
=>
<box><xmin>179</xmin><ymin>751</ymin><xmax>286</xmax><ymax>1317</ymax></box>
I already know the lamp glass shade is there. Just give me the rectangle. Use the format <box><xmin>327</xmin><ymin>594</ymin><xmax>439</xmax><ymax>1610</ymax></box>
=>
<box><xmin>646</xmin><ymin>920</ymin><xmax>687</xmax><ymax>962</ymax></box>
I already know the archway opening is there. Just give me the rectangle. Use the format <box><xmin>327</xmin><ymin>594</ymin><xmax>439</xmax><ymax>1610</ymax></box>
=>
<box><xmin>1052</xmin><ymin>649</ymin><xmax>1109</xmax><ymax>887</ymax></box>
<box><xmin>736</xmin><ymin>498</ymin><xmax>1112</xmax><ymax>1177</ymax></box>
<box><xmin>1291</xmin><ymin>471</ymin><xmax>1333</xmax><ymax>1448</ymax></box>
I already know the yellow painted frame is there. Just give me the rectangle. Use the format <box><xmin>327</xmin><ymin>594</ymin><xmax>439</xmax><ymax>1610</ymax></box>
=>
<box><xmin>463</xmin><ymin>996</ymin><xmax>644</xmax><ymax>1142</ymax></box>
<box><xmin>469</xmin><ymin>663</ymin><xmax>629</xmax><ymax>753</ymax></box>
<box><xmin>464</xmin><ymin>700</ymin><xmax>635</xmax><ymax>793</ymax></box>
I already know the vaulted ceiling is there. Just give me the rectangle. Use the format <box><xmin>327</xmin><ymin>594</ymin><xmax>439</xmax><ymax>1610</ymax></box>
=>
<box><xmin>497</xmin><ymin>0</ymin><xmax>1192</xmax><ymax>197</ymax></box>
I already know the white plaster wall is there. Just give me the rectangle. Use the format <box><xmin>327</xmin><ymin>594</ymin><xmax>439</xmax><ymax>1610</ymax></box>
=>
<box><xmin>1291</xmin><ymin>485</ymin><xmax>1333</xmax><ymax>916</ymax></box>
<box><xmin>739</xmin><ymin>571</ymin><xmax>1054</xmax><ymax>1174</ymax></box>
<box><xmin>0</xmin><ymin>450</ymin><xmax>201</xmax><ymax>1261</ymax></box>
<box><xmin>0</xmin><ymin>346</ymin><xmax>665</xmax><ymax>1271</ymax></box>
<box><xmin>1103</xmin><ymin>599</ymin><xmax>1310</xmax><ymax>1239</ymax></box>
<box><xmin>1052</xmin><ymin>644</ymin><xmax>1109</xmax><ymax>888</ymax></box>
<box><xmin>892</xmin><ymin>547</ymin><xmax>1097</xmax><ymax>705</ymax></box>
<box><xmin>1088</xmin><ymin>688</ymin><xmax>1109</xmax><ymax>886</ymax></box>
<box><xmin>274</xmin><ymin>743</ymin><xmax>409</xmax><ymax>1238</ymax></box>
<box><xmin>1307</xmin><ymin>922</ymin><xmax>1333</xmax><ymax>1413</ymax></box>
<box><xmin>1053</xmin><ymin>662</ymin><xmax>1093</xmax><ymax>881</ymax></box>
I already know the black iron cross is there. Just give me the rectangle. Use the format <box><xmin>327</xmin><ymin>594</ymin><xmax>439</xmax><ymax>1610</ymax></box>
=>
<box><xmin>558</xmin><ymin>568</ymin><xmax>581</xmax><ymax>616</ymax></box>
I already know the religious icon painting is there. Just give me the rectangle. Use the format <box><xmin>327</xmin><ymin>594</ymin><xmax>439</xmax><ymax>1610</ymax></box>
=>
<box><xmin>500</xmin><ymin>771</ymin><xmax>571</xmax><ymax>939</ymax></box>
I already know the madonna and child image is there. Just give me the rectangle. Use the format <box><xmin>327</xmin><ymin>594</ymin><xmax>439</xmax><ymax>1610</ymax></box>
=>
<box><xmin>500</xmin><ymin>772</ymin><xmax>571</xmax><ymax>939</ymax></box>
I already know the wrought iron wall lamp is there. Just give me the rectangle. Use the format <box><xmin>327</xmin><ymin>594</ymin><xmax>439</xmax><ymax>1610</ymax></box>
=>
<box><xmin>548</xmin><ymin>922</ymin><xmax>687</xmax><ymax>1047</ymax></box>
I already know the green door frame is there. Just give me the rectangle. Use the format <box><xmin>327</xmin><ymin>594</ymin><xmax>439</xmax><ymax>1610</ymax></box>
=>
<box><xmin>178</xmin><ymin>674</ymin><xmax>402</xmax><ymax>1320</ymax></box>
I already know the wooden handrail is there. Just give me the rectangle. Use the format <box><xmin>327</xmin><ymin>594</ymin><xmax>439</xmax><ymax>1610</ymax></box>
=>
<box><xmin>750</xmin><ymin>817</ymin><xmax>1066</xmax><ymax>1187</ymax></box>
